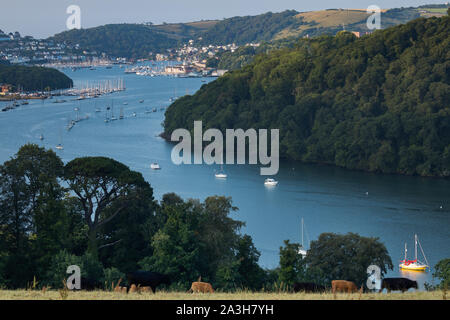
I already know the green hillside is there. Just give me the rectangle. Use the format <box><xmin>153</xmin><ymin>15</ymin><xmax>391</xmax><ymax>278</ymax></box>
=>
<box><xmin>49</xmin><ymin>24</ymin><xmax>181</xmax><ymax>59</ymax></box>
<box><xmin>47</xmin><ymin>5</ymin><xmax>448</xmax><ymax>59</ymax></box>
<box><xmin>0</xmin><ymin>64</ymin><xmax>73</xmax><ymax>91</ymax></box>
<box><xmin>163</xmin><ymin>15</ymin><xmax>450</xmax><ymax>177</ymax></box>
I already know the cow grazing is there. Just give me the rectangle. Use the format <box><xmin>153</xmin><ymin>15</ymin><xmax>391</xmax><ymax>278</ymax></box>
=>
<box><xmin>139</xmin><ymin>286</ymin><xmax>151</xmax><ymax>293</ymax></box>
<box><xmin>188</xmin><ymin>281</ymin><xmax>215</xmax><ymax>293</ymax></box>
<box><xmin>127</xmin><ymin>271</ymin><xmax>170</xmax><ymax>293</ymax></box>
<box><xmin>380</xmin><ymin>278</ymin><xmax>418</xmax><ymax>293</ymax></box>
<box><xmin>293</xmin><ymin>282</ymin><xmax>326</xmax><ymax>293</ymax></box>
<box><xmin>331</xmin><ymin>280</ymin><xmax>358</xmax><ymax>294</ymax></box>
<box><xmin>128</xmin><ymin>284</ymin><xmax>138</xmax><ymax>293</ymax></box>
<box><xmin>114</xmin><ymin>286</ymin><xmax>128</xmax><ymax>293</ymax></box>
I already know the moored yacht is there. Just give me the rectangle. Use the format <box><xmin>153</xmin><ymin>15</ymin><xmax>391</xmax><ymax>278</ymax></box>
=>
<box><xmin>399</xmin><ymin>234</ymin><xmax>429</xmax><ymax>272</ymax></box>
<box><xmin>150</xmin><ymin>162</ymin><xmax>161</xmax><ymax>170</ymax></box>
<box><xmin>264</xmin><ymin>178</ymin><xmax>278</xmax><ymax>186</ymax></box>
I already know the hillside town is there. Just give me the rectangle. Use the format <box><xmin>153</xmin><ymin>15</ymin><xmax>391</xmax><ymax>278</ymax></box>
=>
<box><xmin>0</xmin><ymin>28</ymin><xmax>257</xmax><ymax>78</ymax></box>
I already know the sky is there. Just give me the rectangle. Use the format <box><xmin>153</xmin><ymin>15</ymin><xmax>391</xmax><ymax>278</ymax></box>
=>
<box><xmin>0</xmin><ymin>0</ymin><xmax>446</xmax><ymax>38</ymax></box>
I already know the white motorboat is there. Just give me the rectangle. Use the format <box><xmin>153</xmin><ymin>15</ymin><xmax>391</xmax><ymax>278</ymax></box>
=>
<box><xmin>150</xmin><ymin>162</ymin><xmax>161</xmax><ymax>170</ymax></box>
<box><xmin>55</xmin><ymin>144</ymin><xmax>63</xmax><ymax>150</ymax></box>
<box><xmin>264</xmin><ymin>178</ymin><xmax>278</xmax><ymax>186</ymax></box>
<box><xmin>215</xmin><ymin>164</ymin><xmax>227</xmax><ymax>179</ymax></box>
<box><xmin>215</xmin><ymin>172</ymin><xmax>227</xmax><ymax>179</ymax></box>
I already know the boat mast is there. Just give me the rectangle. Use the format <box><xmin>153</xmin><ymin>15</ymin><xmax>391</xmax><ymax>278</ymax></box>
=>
<box><xmin>404</xmin><ymin>242</ymin><xmax>407</xmax><ymax>261</ymax></box>
<box><xmin>301</xmin><ymin>218</ymin><xmax>304</xmax><ymax>248</ymax></box>
<box><xmin>415</xmin><ymin>234</ymin><xmax>418</xmax><ymax>261</ymax></box>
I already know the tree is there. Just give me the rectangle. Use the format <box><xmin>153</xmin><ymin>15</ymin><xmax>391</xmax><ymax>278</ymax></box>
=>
<box><xmin>139</xmin><ymin>195</ymin><xmax>246</xmax><ymax>289</ymax></box>
<box><xmin>278</xmin><ymin>240</ymin><xmax>305</xmax><ymax>287</ymax></box>
<box><xmin>0</xmin><ymin>144</ymin><xmax>64</xmax><ymax>287</ymax></box>
<box><xmin>64</xmin><ymin>157</ymin><xmax>151</xmax><ymax>258</ymax></box>
<box><xmin>235</xmin><ymin>235</ymin><xmax>266</xmax><ymax>290</ymax></box>
<box><xmin>433</xmin><ymin>258</ymin><xmax>450</xmax><ymax>289</ymax></box>
<box><xmin>138</xmin><ymin>197</ymin><xmax>204</xmax><ymax>288</ymax></box>
<box><xmin>305</xmin><ymin>233</ymin><xmax>393</xmax><ymax>287</ymax></box>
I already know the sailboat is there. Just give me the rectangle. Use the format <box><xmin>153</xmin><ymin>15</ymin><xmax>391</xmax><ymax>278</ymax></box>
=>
<box><xmin>105</xmin><ymin>106</ymin><xmax>110</xmax><ymax>123</ymax></box>
<box><xmin>399</xmin><ymin>234</ymin><xmax>429</xmax><ymax>272</ymax></box>
<box><xmin>110</xmin><ymin>101</ymin><xmax>117</xmax><ymax>121</ymax></box>
<box><xmin>119</xmin><ymin>107</ymin><xmax>124</xmax><ymax>120</ymax></box>
<box><xmin>298</xmin><ymin>218</ymin><xmax>309</xmax><ymax>258</ymax></box>
<box><xmin>215</xmin><ymin>164</ymin><xmax>227</xmax><ymax>179</ymax></box>
<box><xmin>55</xmin><ymin>129</ymin><xmax>63</xmax><ymax>150</ymax></box>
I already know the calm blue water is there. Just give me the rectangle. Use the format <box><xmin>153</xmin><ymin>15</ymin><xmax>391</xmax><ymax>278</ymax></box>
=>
<box><xmin>0</xmin><ymin>64</ymin><xmax>448</xmax><ymax>288</ymax></box>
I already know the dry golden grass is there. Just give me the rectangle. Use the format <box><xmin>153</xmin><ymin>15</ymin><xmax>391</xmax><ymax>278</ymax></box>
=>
<box><xmin>0</xmin><ymin>290</ymin><xmax>445</xmax><ymax>300</ymax></box>
<box><xmin>295</xmin><ymin>9</ymin><xmax>370</xmax><ymax>28</ymax></box>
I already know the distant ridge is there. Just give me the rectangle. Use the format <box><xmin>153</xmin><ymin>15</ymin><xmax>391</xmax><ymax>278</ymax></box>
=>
<box><xmin>47</xmin><ymin>4</ymin><xmax>448</xmax><ymax>58</ymax></box>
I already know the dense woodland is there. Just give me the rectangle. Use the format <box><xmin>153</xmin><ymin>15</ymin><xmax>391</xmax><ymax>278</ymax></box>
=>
<box><xmin>0</xmin><ymin>64</ymin><xmax>73</xmax><ymax>91</ymax></box>
<box><xmin>164</xmin><ymin>15</ymin><xmax>450</xmax><ymax>177</ymax></box>
<box><xmin>49</xmin><ymin>24</ymin><xmax>180</xmax><ymax>59</ymax></box>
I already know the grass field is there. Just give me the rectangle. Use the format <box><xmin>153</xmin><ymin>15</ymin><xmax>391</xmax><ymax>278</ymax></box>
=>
<box><xmin>0</xmin><ymin>290</ymin><xmax>446</xmax><ymax>300</ymax></box>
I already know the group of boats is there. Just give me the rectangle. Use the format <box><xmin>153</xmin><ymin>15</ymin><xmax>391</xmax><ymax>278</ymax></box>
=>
<box><xmin>1</xmin><ymin>100</ymin><xmax>29</xmax><ymax>112</ymax></box>
<box><xmin>213</xmin><ymin>165</ymin><xmax>279</xmax><ymax>186</ymax></box>
<box><xmin>102</xmin><ymin>102</ymin><xmax>165</xmax><ymax>123</ymax></box>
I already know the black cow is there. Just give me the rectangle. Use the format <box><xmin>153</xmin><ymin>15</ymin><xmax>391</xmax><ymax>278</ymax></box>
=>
<box><xmin>127</xmin><ymin>271</ymin><xmax>170</xmax><ymax>293</ymax></box>
<box><xmin>380</xmin><ymin>278</ymin><xmax>418</xmax><ymax>293</ymax></box>
<box><xmin>79</xmin><ymin>277</ymin><xmax>102</xmax><ymax>291</ymax></box>
<box><xmin>293</xmin><ymin>282</ymin><xmax>326</xmax><ymax>293</ymax></box>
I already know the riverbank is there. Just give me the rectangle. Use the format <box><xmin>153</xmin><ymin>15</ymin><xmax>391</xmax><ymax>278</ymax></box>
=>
<box><xmin>0</xmin><ymin>290</ymin><xmax>445</xmax><ymax>300</ymax></box>
<box><xmin>0</xmin><ymin>95</ymin><xmax>47</xmax><ymax>101</ymax></box>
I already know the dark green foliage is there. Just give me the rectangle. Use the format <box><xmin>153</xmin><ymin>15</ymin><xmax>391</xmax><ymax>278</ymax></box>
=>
<box><xmin>278</xmin><ymin>240</ymin><xmax>305</xmax><ymax>287</ymax></box>
<box><xmin>64</xmin><ymin>156</ymin><xmax>154</xmax><ymax>258</ymax></box>
<box><xmin>305</xmin><ymin>233</ymin><xmax>393</xmax><ymax>287</ymax></box>
<box><xmin>0</xmin><ymin>64</ymin><xmax>72</xmax><ymax>91</ymax></box>
<box><xmin>199</xmin><ymin>11</ymin><xmax>300</xmax><ymax>45</ymax></box>
<box><xmin>45</xmin><ymin>250</ymin><xmax>104</xmax><ymax>289</ymax></box>
<box><xmin>138</xmin><ymin>195</ymin><xmax>254</xmax><ymax>290</ymax></box>
<box><xmin>0</xmin><ymin>144</ymin><xmax>66</xmax><ymax>287</ymax></box>
<box><xmin>433</xmin><ymin>258</ymin><xmax>450</xmax><ymax>289</ymax></box>
<box><xmin>164</xmin><ymin>16</ymin><xmax>450</xmax><ymax>177</ymax></box>
<box><xmin>49</xmin><ymin>24</ymin><xmax>180</xmax><ymax>59</ymax></box>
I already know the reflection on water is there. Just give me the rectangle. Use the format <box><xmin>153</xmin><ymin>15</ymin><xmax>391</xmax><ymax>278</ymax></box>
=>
<box><xmin>399</xmin><ymin>269</ymin><xmax>429</xmax><ymax>284</ymax></box>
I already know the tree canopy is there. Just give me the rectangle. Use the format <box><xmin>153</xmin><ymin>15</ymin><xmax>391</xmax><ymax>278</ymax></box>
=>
<box><xmin>0</xmin><ymin>64</ymin><xmax>73</xmax><ymax>91</ymax></box>
<box><xmin>305</xmin><ymin>233</ymin><xmax>393</xmax><ymax>287</ymax></box>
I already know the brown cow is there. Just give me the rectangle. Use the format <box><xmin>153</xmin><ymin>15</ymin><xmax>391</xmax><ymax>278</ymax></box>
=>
<box><xmin>129</xmin><ymin>284</ymin><xmax>138</xmax><ymax>293</ymax></box>
<box><xmin>139</xmin><ymin>286</ymin><xmax>152</xmax><ymax>293</ymax></box>
<box><xmin>331</xmin><ymin>280</ymin><xmax>358</xmax><ymax>294</ymax></box>
<box><xmin>114</xmin><ymin>286</ymin><xmax>128</xmax><ymax>293</ymax></box>
<box><xmin>188</xmin><ymin>282</ymin><xmax>214</xmax><ymax>293</ymax></box>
